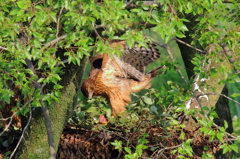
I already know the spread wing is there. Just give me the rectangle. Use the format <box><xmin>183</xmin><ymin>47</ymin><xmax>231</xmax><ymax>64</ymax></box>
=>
<box><xmin>84</xmin><ymin>40</ymin><xmax>162</xmax><ymax>116</ymax></box>
<box><xmin>89</xmin><ymin>40</ymin><xmax>160</xmax><ymax>81</ymax></box>
<box><xmin>111</xmin><ymin>40</ymin><xmax>160</xmax><ymax>81</ymax></box>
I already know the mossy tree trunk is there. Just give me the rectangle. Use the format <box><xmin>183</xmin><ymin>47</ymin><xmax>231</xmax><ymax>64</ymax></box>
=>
<box><xmin>16</xmin><ymin>53</ymin><xmax>88</xmax><ymax>158</ymax></box>
<box><xmin>177</xmin><ymin>16</ymin><xmax>234</xmax><ymax>158</ymax></box>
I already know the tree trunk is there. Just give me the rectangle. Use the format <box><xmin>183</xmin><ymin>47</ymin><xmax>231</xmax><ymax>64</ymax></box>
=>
<box><xmin>177</xmin><ymin>15</ymin><xmax>204</xmax><ymax>79</ymax></box>
<box><xmin>214</xmin><ymin>86</ymin><xmax>234</xmax><ymax>159</ymax></box>
<box><xmin>177</xmin><ymin>16</ymin><xmax>234</xmax><ymax>158</ymax></box>
<box><xmin>16</xmin><ymin>53</ymin><xmax>88</xmax><ymax>158</ymax></box>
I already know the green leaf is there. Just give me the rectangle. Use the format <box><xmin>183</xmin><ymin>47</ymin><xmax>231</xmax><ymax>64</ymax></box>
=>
<box><xmin>222</xmin><ymin>146</ymin><xmax>230</xmax><ymax>154</ymax></box>
<box><xmin>171</xmin><ymin>149</ymin><xmax>177</xmax><ymax>154</ymax></box>
<box><xmin>54</xmin><ymin>91</ymin><xmax>61</xmax><ymax>98</ymax></box>
<box><xmin>150</xmin><ymin>105</ymin><xmax>158</xmax><ymax>114</ymax></box>
<box><xmin>230</xmin><ymin>93</ymin><xmax>240</xmax><ymax>97</ymax></box>
<box><xmin>124</xmin><ymin>154</ymin><xmax>135</xmax><ymax>159</ymax></box>
<box><xmin>53</xmin><ymin>84</ymin><xmax>63</xmax><ymax>89</ymax></box>
<box><xmin>229</xmin><ymin>144</ymin><xmax>239</xmax><ymax>153</ymax></box>
<box><xmin>224</xmin><ymin>120</ymin><xmax>228</xmax><ymax>129</ymax></box>
<box><xmin>216</xmin><ymin>132</ymin><xmax>224</xmax><ymax>141</ymax></box>
<box><xmin>111</xmin><ymin>140</ymin><xmax>122</xmax><ymax>151</ymax></box>
<box><xmin>124</xmin><ymin>147</ymin><xmax>131</xmax><ymax>154</ymax></box>
<box><xmin>17</xmin><ymin>0</ymin><xmax>31</xmax><ymax>9</ymax></box>
<box><xmin>142</xmin><ymin>96</ymin><xmax>153</xmax><ymax>105</ymax></box>
<box><xmin>186</xmin><ymin>2</ymin><xmax>192</xmax><ymax>12</ymax></box>
<box><xmin>176</xmin><ymin>31</ymin><xmax>186</xmax><ymax>38</ymax></box>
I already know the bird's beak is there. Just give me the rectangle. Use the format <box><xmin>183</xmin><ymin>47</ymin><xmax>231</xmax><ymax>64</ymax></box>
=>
<box><xmin>88</xmin><ymin>91</ymin><xmax>93</xmax><ymax>99</ymax></box>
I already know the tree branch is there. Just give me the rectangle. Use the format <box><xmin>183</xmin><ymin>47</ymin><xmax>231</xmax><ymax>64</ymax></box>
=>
<box><xmin>197</xmin><ymin>93</ymin><xmax>240</xmax><ymax>106</ymax></box>
<box><xmin>150</xmin><ymin>37</ymin><xmax>189</xmax><ymax>84</ymax></box>
<box><xmin>221</xmin><ymin>45</ymin><xmax>240</xmax><ymax>75</ymax></box>
<box><xmin>175</xmin><ymin>38</ymin><xmax>207</xmax><ymax>54</ymax></box>
<box><xmin>25</xmin><ymin>59</ymin><xmax>56</xmax><ymax>159</ymax></box>
<box><xmin>0</xmin><ymin>46</ymin><xmax>8</xmax><ymax>51</ymax></box>
<box><xmin>56</xmin><ymin>7</ymin><xmax>64</xmax><ymax>39</ymax></box>
<box><xmin>10</xmin><ymin>108</ymin><xmax>32</xmax><ymax>159</ymax></box>
<box><xmin>41</xmin><ymin>35</ymin><xmax>67</xmax><ymax>51</ymax></box>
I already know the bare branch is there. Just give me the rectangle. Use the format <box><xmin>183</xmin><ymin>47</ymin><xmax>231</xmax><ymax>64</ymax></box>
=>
<box><xmin>165</xmin><ymin>45</ymin><xmax>188</xmax><ymax>84</ymax></box>
<box><xmin>93</xmin><ymin>23</ymin><xmax>104</xmax><ymax>41</ymax></box>
<box><xmin>0</xmin><ymin>97</ymin><xmax>34</xmax><ymax>137</ymax></box>
<box><xmin>196</xmin><ymin>93</ymin><xmax>237</xmax><ymax>140</ymax></box>
<box><xmin>197</xmin><ymin>93</ymin><xmax>240</xmax><ymax>106</ymax></box>
<box><xmin>221</xmin><ymin>45</ymin><xmax>240</xmax><ymax>74</ymax></box>
<box><xmin>41</xmin><ymin>35</ymin><xmax>67</xmax><ymax>51</ymax></box>
<box><xmin>10</xmin><ymin>107</ymin><xmax>32</xmax><ymax>159</ymax></box>
<box><xmin>151</xmin><ymin>38</ymin><xmax>189</xmax><ymax>84</ymax></box>
<box><xmin>56</xmin><ymin>7</ymin><xmax>65</xmax><ymax>38</ymax></box>
<box><xmin>175</xmin><ymin>38</ymin><xmax>207</xmax><ymax>54</ymax></box>
<box><xmin>0</xmin><ymin>46</ymin><xmax>8</xmax><ymax>51</ymax></box>
<box><xmin>155</xmin><ymin>144</ymin><xmax>181</xmax><ymax>157</ymax></box>
<box><xmin>0</xmin><ymin>113</ymin><xmax>14</xmax><ymax>136</ymax></box>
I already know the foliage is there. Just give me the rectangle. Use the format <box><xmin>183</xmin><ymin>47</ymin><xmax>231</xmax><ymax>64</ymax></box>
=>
<box><xmin>111</xmin><ymin>133</ymin><xmax>149</xmax><ymax>159</ymax></box>
<box><xmin>69</xmin><ymin>80</ymin><xmax>239</xmax><ymax>158</ymax></box>
<box><xmin>0</xmin><ymin>0</ymin><xmax>239</xmax><ymax>158</ymax></box>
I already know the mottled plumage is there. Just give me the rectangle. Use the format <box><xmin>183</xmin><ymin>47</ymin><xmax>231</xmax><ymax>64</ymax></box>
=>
<box><xmin>81</xmin><ymin>40</ymin><xmax>162</xmax><ymax>116</ymax></box>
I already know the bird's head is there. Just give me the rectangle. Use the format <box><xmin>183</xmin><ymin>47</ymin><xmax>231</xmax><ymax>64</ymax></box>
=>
<box><xmin>81</xmin><ymin>54</ymin><xmax>103</xmax><ymax>99</ymax></box>
<box><xmin>81</xmin><ymin>79</ymin><xmax>94</xmax><ymax>99</ymax></box>
<box><xmin>81</xmin><ymin>68</ymin><xmax>100</xmax><ymax>99</ymax></box>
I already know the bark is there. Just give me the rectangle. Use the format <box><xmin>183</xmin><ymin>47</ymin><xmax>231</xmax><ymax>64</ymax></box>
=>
<box><xmin>16</xmin><ymin>52</ymin><xmax>88</xmax><ymax>158</ymax></box>
<box><xmin>214</xmin><ymin>86</ymin><xmax>234</xmax><ymax>159</ymax></box>
<box><xmin>177</xmin><ymin>15</ymin><xmax>204</xmax><ymax>79</ymax></box>
<box><xmin>177</xmin><ymin>14</ymin><xmax>232</xmax><ymax>117</ymax></box>
<box><xmin>177</xmin><ymin>15</ymin><xmax>234</xmax><ymax>158</ymax></box>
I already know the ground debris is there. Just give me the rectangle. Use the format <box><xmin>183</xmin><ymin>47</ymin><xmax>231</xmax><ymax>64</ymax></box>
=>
<box><xmin>56</xmin><ymin>125</ymin><xmax>221</xmax><ymax>159</ymax></box>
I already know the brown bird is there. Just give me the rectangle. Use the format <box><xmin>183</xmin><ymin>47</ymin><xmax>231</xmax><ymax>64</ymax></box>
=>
<box><xmin>81</xmin><ymin>40</ymin><xmax>162</xmax><ymax>116</ymax></box>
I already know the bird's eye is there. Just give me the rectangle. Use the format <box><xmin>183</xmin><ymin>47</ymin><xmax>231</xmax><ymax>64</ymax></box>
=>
<box><xmin>92</xmin><ymin>58</ymin><xmax>103</xmax><ymax>69</ymax></box>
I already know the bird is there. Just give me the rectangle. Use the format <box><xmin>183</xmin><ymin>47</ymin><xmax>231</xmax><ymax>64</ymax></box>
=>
<box><xmin>81</xmin><ymin>40</ymin><xmax>162</xmax><ymax>116</ymax></box>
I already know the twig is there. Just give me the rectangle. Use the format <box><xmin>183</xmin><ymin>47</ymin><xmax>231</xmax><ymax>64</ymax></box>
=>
<box><xmin>166</xmin><ymin>37</ymin><xmax>177</xmax><ymax>45</ymax></box>
<box><xmin>0</xmin><ymin>46</ymin><xmax>8</xmax><ymax>51</ymax></box>
<box><xmin>197</xmin><ymin>93</ymin><xmax>240</xmax><ymax>106</ymax></box>
<box><xmin>95</xmin><ymin>25</ymin><xmax>106</xmax><ymax>29</ymax></box>
<box><xmin>103</xmin><ymin>129</ymin><xmax>130</xmax><ymax>143</ymax></box>
<box><xmin>93</xmin><ymin>23</ymin><xmax>104</xmax><ymax>41</ymax></box>
<box><xmin>0</xmin><ymin>98</ymin><xmax>34</xmax><ymax>137</ymax></box>
<box><xmin>41</xmin><ymin>35</ymin><xmax>67</xmax><ymax>51</ymax></box>
<box><xmin>56</xmin><ymin>7</ymin><xmax>64</xmax><ymax>38</ymax></box>
<box><xmin>0</xmin><ymin>113</ymin><xmax>14</xmax><ymax>136</ymax></box>
<box><xmin>150</xmin><ymin>37</ymin><xmax>188</xmax><ymax>84</ymax></box>
<box><xmin>165</xmin><ymin>45</ymin><xmax>188</xmax><ymax>84</ymax></box>
<box><xmin>143</xmin><ymin>0</ymin><xmax>158</xmax><ymax>27</ymax></box>
<box><xmin>195</xmin><ymin>93</ymin><xmax>237</xmax><ymax>140</ymax></box>
<box><xmin>9</xmin><ymin>107</ymin><xmax>32</xmax><ymax>159</ymax></box>
<box><xmin>221</xmin><ymin>45</ymin><xmax>240</xmax><ymax>74</ymax></box>
<box><xmin>213</xmin><ymin>122</ymin><xmax>237</xmax><ymax>140</ymax></box>
<box><xmin>175</xmin><ymin>38</ymin><xmax>207</xmax><ymax>54</ymax></box>
<box><xmin>155</xmin><ymin>144</ymin><xmax>181</xmax><ymax>158</ymax></box>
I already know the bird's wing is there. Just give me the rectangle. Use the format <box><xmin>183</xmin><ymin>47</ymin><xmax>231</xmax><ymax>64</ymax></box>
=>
<box><xmin>111</xmin><ymin>40</ymin><xmax>160</xmax><ymax>81</ymax></box>
<box><xmin>100</xmin><ymin>53</ymin><xmax>126</xmax><ymax>86</ymax></box>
